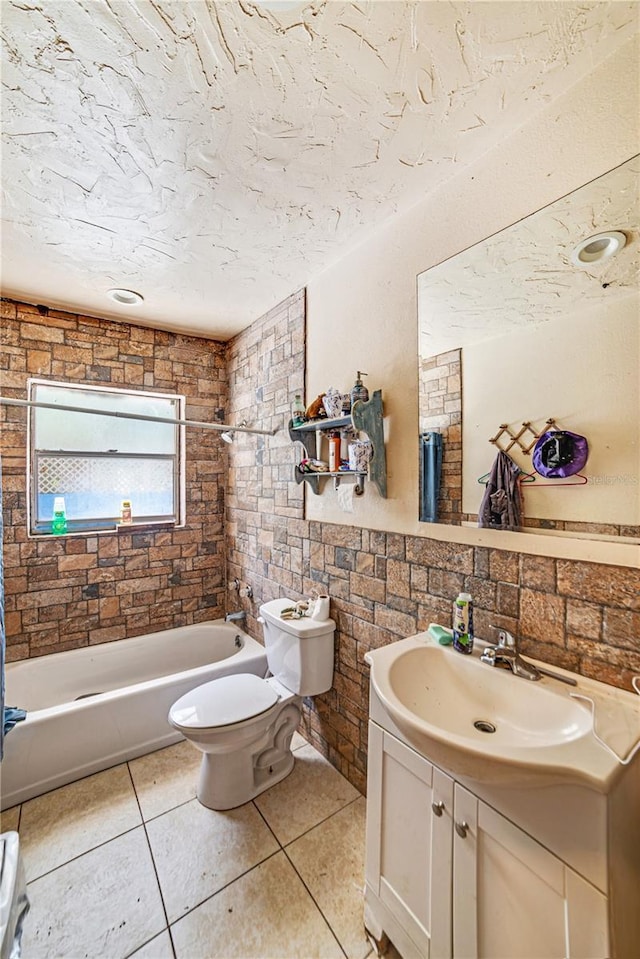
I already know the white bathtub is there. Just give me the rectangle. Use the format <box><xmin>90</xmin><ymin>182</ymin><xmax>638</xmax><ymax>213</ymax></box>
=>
<box><xmin>1</xmin><ymin>621</ymin><xmax>268</xmax><ymax>810</ymax></box>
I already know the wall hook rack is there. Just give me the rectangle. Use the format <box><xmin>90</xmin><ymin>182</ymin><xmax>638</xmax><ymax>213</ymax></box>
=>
<box><xmin>489</xmin><ymin>418</ymin><xmax>557</xmax><ymax>456</ymax></box>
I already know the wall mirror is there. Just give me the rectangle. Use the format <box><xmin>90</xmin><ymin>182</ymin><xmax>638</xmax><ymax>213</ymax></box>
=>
<box><xmin>417</xmin><ymin>155</ymin><xmax>639</xmax><ymax>542</ymax></box>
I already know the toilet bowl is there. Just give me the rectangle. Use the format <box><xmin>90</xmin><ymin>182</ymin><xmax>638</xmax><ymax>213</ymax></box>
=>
<box><xmin>168</xmin><ymin>597</ymin><xmax>335</xmax><ymax>810</ymax></box>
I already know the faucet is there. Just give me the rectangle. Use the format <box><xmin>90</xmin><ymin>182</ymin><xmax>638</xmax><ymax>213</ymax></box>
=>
<box><xmin>480</xmin><ymin>626</ymin><xmax>541</xmax><ymax>681</ymax></box>
<box><xmin>225</xmin><ymin>610</ymin><xmax>246</xmax><ymax>625</ymax></box>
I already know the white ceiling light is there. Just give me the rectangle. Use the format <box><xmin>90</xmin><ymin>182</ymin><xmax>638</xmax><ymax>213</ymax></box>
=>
<box><xmin>570</xmin><ymin>231</ymin><xmax>627</xmax><ymax>267</ymax></box>
<box><xmin>107</xmin><ymin>288</ymin><xmax>144</xmax><ymax>305</ymax></box>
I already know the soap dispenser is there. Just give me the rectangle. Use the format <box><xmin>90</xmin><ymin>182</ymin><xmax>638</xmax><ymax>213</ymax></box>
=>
<box><xmin>350</xmin><ymin>372</ymin><xmax>369</xmax><ymax>408</ymax></box>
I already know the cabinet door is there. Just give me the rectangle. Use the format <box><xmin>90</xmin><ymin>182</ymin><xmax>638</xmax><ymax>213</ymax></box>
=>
<box><xmin>365</xmin><ymin>722</ymin><xmax>454</xmax><ymax>958</ymax></box>
<box><xmin>452</xmin><ymin>785</ymin><xmax>608</xmax><ymax>959</ymax></box>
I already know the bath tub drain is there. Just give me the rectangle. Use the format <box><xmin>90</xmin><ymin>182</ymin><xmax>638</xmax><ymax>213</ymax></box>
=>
<box><xmin>473</xmin><ymin>720</ymin><xmax>496</xmax><ymax>734</ymax></box>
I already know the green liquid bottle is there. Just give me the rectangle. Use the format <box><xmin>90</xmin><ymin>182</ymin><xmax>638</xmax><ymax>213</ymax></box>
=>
<box><xmin>52</xmin><ymin>496</ymin><xmax>67</xmax><ymax>535</ymax></box>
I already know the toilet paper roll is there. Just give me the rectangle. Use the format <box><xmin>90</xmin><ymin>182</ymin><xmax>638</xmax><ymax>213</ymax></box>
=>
<box><xmin>312</xmin><ymin>595</ymin><xmax>330</xmax><ymax>621</ymax></box>
<box><xmin>337</xmin><ymin>483</ymin><xmax>354</xmax><ymax>513</ymax></box>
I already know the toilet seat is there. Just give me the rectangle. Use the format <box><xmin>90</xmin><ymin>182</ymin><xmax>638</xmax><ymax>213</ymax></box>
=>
<box><xmin>169</xmin><ymin>674</ymin><xmax>279</xmax><ymax>729</ymax></box>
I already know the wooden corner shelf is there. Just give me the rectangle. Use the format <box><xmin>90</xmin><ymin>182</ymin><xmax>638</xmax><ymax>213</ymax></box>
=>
<box><xmin>288</xmin><ymin>389</ymin><xmax>387</xmax><ymax>498</ymax></box>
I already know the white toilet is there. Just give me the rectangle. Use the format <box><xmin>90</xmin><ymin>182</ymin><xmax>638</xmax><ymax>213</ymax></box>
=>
<box><xmin>168</xmin><ymin>597</ymin><xmax>336</xmax><ymax>810</ymax></box>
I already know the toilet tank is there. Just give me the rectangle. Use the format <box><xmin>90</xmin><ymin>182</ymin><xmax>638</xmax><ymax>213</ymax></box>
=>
<box><xmin>259</xmin><ymin>598</ymin><xmax>335</xmax><ymax>696</ymax></box>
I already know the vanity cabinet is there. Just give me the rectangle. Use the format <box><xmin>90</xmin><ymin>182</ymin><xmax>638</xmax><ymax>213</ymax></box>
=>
<box><xmin>288</xmin><ymin>389</ymin><xmax>387</xmax><ymax>497</ymax></box>
<box><xmin>365</xmin><ymin>722</ymin><xmax>609</xmax><ymax>959</ymax></box>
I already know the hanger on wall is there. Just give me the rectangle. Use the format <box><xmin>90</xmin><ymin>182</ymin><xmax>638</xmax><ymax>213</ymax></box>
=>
<box><xmin>527</xmin><ymin>473</ymin><xmax>588</xmax><ymax>487</ymax></box>
<box><xmin>477</xmin><ymin>466</ymin><xmax>536</xmax><ymax>486</ymax></box>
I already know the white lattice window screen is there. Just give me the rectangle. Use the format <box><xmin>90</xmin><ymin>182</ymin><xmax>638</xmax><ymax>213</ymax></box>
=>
<box><xmin>38</xmin><ymin>456</ymin><xmax>173</xmax><ymax>496</ymax></box>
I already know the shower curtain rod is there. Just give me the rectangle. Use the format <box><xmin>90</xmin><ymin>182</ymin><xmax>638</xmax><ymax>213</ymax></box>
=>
<box><xmin>0</xmin><ymin>397</ymin><xmax>278</xmax><ymax>436</ymax></box>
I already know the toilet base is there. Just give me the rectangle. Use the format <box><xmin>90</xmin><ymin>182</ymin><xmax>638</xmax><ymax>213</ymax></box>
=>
<box><xmin>192</xmin><ymin>699</ymin><xmax>301</xmax><ymax>810</ymax></box>
<box><xmin>197</xmin><ymin>748</ymin><xmax>295</xmax><ymax>810</ymax></box>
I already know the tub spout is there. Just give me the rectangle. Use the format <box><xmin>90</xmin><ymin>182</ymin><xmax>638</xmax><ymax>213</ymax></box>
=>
<box><xmin>225</xmin><ymin>611</ymin><xmax>246</xmax><ymax>625</ymax></box>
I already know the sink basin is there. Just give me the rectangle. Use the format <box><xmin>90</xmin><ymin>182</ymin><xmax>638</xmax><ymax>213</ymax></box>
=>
<box><xmin>366</xmin><ymin>632</ymin><xmax>640</xmax><ymax>791</ymax></box>
<box><xmin>389</xmin><ymin>645</ymin><xmax>592</xmax><ymax>746</ymax></box>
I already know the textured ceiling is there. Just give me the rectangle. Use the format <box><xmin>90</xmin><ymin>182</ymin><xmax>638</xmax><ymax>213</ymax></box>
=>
<box><xmin>1</xmin><ymin>1</ymin><xmax>638</xmax><ymax>338</ymax></box>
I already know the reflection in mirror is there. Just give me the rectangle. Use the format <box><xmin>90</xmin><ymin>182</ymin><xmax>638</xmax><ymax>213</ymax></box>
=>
<box><xmin>418</xmin><ymin>155</ymin><xmax>639</xmax><ymax>541</ymax></box>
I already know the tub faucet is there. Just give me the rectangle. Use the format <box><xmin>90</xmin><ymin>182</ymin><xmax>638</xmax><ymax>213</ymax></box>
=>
<box><xmin>225</xmin><ymin>610</ymin><xmax>246</xmax><ymax>625</ymax></box>
<box><xmin>480</xmin><ymin>626</ymin><xmax>541</xmax><ymax>682</ymax></box>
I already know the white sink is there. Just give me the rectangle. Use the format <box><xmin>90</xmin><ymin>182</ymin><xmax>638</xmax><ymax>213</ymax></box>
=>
<box><xmin>365</xmin><ymin>632</ymin><xmax>640</xmax><ymax>791</ymax></box>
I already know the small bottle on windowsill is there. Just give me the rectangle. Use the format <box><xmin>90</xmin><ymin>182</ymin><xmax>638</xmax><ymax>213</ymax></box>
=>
<box><xmin>120</xmin><ymin>500</ymin><xmax>133</xmax><ymax>524</ymax></box>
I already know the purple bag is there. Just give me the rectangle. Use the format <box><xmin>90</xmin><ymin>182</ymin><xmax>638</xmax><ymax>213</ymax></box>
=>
<box><xmin>532</xmin><ymin>430</ymin><xmax>589</xmax><ymax>478</ymax></box>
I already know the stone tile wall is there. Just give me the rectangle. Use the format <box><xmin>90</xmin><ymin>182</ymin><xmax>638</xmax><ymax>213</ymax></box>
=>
<box><xmin>231</xmin><ymin>511</ymin><xmax>640</xmax><ymax>795</ymax></box>
<box><xmin>225</xmin><ymin>293</ymin><xmax>640</xmax><ymax>795</ymax></box>
<box><xmin>225</xmin><ymin>289</ymin><xmax>306</xmax><ymax>623</ymax></box>
<box><xmin>1</xmin><ymin>299</ymin><xmax>228</xmax><ymax>660</ymax></box>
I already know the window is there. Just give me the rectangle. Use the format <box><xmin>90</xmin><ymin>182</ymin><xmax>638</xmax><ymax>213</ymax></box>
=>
<box><xmin>28</xmin><ymin>380</ymin><xmax>185</xmax><ymax>535</ymax></box>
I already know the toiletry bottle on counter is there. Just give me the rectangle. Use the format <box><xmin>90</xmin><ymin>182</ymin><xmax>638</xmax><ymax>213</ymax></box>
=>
<box><xmin>452</xmin><ymin>592</ymin><xmax>474</xmax><ymax>654</ymax></box>
<box><xmin>350</xmin><ymin>372</ymin><xmax>369</xmax><ymax>407</ymax></box>
<box><xmin>328</xmin><ymin>432</ymin><xmax>341</xmax><ymax>472</ymax></box>
<box><xmin>292</xmin><ymin>394</ymin><xmax>306</xmax><ymax>427</ymax></box>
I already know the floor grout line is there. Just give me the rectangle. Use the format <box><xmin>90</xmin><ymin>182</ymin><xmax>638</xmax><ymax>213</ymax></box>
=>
<box><xmin>124</xmin><ymin>760</ymin><xmax>176</xmax><ymax>959</ymax></box>
<box><xmin>23</xmin><ymin>821</ymin><xmax>144</xmax><ymax>886</ymax></box>
<box><xmin>280</xmin><ymin>793</ymin><xmax>364</xmax><ymax>849</ymax></box>
<box><xmin>281</xmin><ymin>842</ymin><xmax>350</xmax><ymax>959</ymax></box>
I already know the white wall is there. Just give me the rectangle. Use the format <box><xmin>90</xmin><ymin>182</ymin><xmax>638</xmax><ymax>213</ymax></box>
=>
<box><xmin>462</xmin><ymin>294</ymin><xmax>639</xmax><ymax>526</ymax></box>
<box><xmin>305</xmin><ymin>35</ymin><xmax>639</xmax><ymax>567</ymax></box>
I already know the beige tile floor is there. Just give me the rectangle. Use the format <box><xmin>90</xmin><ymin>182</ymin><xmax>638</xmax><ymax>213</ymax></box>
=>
<box><xmin>2</xmin><ymin>732</ymin><xmax>376</xmax><ymax>959</ymax></box>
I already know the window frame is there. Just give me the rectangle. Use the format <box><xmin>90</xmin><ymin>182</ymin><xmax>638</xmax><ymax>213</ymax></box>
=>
<box><xmin>27</xmin><ymin>379</ymin><xmax>186</xmax><ymax>537</ymax></box>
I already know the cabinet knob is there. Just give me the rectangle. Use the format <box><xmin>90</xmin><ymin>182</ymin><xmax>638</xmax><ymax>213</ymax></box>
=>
<box><xmin>455</xmin><ymin>820</ymin><xmax>469</xmax><ymax>839</ymax></box>
<box><xmin>431</xmin><ymin>801</ymin><xmax>445</xmax><ymax>817</ymax></box>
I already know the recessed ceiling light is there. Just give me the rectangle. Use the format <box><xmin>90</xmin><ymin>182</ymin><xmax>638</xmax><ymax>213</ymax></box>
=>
<box><xmin>107</xmin><ymin>288</ymin><xmax>144</xmax><ymax>305</ymax></box>
<box><xmin>570</xmin><ymin>231</ymin><xmax>627</xmax><ymax>267</ymax></box>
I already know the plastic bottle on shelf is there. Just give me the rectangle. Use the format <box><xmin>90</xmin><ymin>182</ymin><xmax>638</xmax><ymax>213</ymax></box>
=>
<box><xmin>328</xmin><ymin>432</ymin><xmax>341</xmax><ymax>472</ymax></box>
<box><xmin>452</xmin><ymin>592</ymin><xmax>474</xmax><ymax>654</ymax></box>
<box><xmin>340</xmin><ymin>429</ymin><xmax>351</xmax><ymax>461</ymax></box>
<box><xmin>51</xmin><ymin>497</ymin><xmax>67</xmax><ymax>536</ymax></box>
<box><xmin>292</xmin><ymin>394</ymin><xmax>306</xmax><ymax>427</ymax></box>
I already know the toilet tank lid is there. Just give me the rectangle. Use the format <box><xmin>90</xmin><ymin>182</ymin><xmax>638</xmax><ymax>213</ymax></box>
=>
<box><xmin>259</xmin><ymin>597</ymin><xmax>336</xmax><ymax>638</ymax></box>
<box><xmin>169</xmin><ymin>674</ymin><xmax>279</xmax><ymax>728</ymax></box>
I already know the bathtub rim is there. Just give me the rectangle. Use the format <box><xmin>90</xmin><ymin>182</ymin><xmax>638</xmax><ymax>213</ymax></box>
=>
<box><xmin>5</xmin><ymin>621</ymin><xmax>267</xmax><ymax>721</ymax></box>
